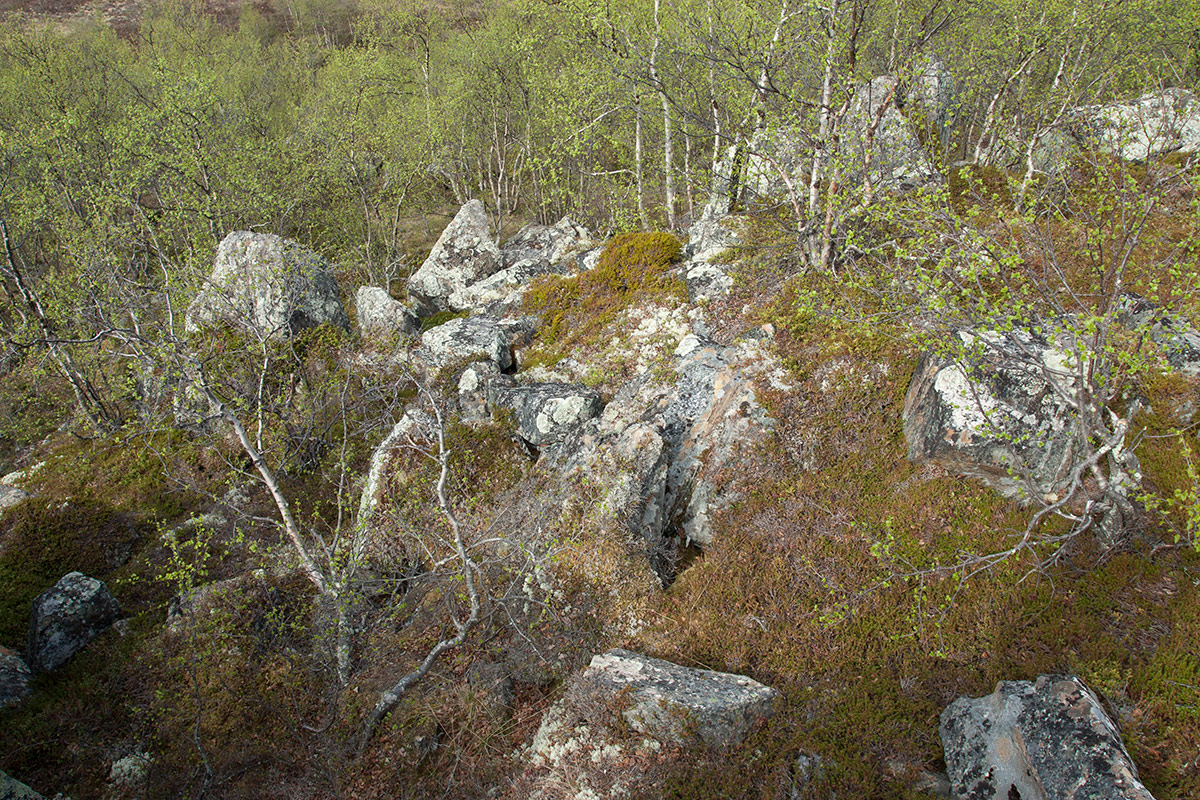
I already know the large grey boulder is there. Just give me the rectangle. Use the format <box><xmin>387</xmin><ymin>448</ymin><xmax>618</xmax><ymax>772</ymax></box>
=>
<box><xmin>501</xmin><ymin>217</ymin><xmax>591</xmax><ymax>271</ymax></box>
<box><xmin>0</xmin><ymin>771</ymin><xmax>44</xmax><ymax>800</ymax></box>
<box><xmin>406</xmin><ymin>200</ymin><xmax>501</xmax><ymax>317</ymax></box>
<box><xmin>842</xmin><ymin>75</ymin><xmax>941</xmax><ymax>188</ymax></box>
<box><xmin>487</xmin><ymin>382</ymin><xmax>603</xmax><ymax>447</ymax></box>
<box><xmin>27</xmin><ymin>572</ymin><xmax>122</xmax><ymax>672</ymax></box>
<box><xmin>185</xmin><ymin>232</ymin><xmax>350</xmax><ymax>339</ymax></box>
<box><xmin>521</xmin><ymin>650</ymin><xmax>777</xmax><ymax>799</ymax></box>
<box><xmin>570</xmin><ymin>649</ymin><xmax>779</xmax><ymax>748</ymax></box>
<box><xmin>355</xmin><ymin>286</ymin><xmax>419</xmax><ymax>340</ymax></box>
<box><xmin>537</xmin><ymin>647</ymin><xmax>777</xmax><ymax>753</ymax></box>
<box><xmin>418</xmin><ymin>316</ymin><xmax>514</xmax><ymax>373</ymax></box>
<box><xmin>940</xmin><ymin>675</ymin><xmax>1156</xmax><ymax>800</ymax></box>
<box><xmin>1084</xmin><ymin>88</ymin><xmax>1200</xmax><ymax>162</ymax></box>
<box><xmin>448</xmin><ymin>217</ymin><xmax>591</xmax><ymax>311</ymax></box>
<box><xmin>0</xmin><ymin>648</ymin><xmax>31</xmax><ymax>707</ymax></box>
<box><xmin>903</xmin><ymin>329</ymin><xmax>1081</xmax><ymax>503</ymax></box>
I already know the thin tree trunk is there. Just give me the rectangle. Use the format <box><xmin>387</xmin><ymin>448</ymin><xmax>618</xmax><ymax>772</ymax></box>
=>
<box><xmin>635</xmin><ymin>93</ymin><xmax>649</xmax><ymax>227</ymax></box>
<box><xmin>652</xmin><ymin>0</ymin><xmax>675</xmax><ymax>230</ymax></box>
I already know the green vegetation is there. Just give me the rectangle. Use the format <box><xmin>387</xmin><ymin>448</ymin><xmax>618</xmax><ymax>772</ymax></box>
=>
<box><xmin>0</xmin><ymin>0</ymin><xmax>1198</xmax><ymax>797</ymax></box>
<box><xmin>523</xmin><ymin>231</ymin><xmax>685</xmax><ymax>366</ymax></box>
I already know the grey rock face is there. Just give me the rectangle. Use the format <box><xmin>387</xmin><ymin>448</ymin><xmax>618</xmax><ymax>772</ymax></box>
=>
<box><xmin>685</xmin><ymin>261</ymin><xmax>735</xmax><ymax>303</ymax></box>
<box><xmin>940</xmin><ymin>675</ymin><xmax>1156</xmax><ymax>800</ymax></box>
<box><xmin>903</xmin><ymin>329</ymin><xmax>1081</xmax><ymax>503</ymax></box>
<box><xmin>842</xmin><ymin>75</ymin><xmax>941</xmax><ymax>188</ymax></box>
<box><xmin>27</xmin><ymin>572</ymin><xmax>121</xmax><ymax>672</ymax></box>
<box><xmin>355</xmin><ymin>286</ymin><xmax>419</xmax><ymax>340</ymax></box>
<box><xmin>569</xmin><ymin>649</ymin><xmax>778</xmax><ymax>749</ymax></box>
<box><xmin>406</xmin><ymin>200</ymin><xmax>501</xmax><ymax>316</ymax></box>
<box><xmin>501</xmin><ymin>217</ymin><xmax>591</xmax><ymax>271</ymax></box>
<box><xmin>0</xmin><ymin>770</ymin><xmax>45</xmax><ymax>800</ymax></box>
<box><xmin>185</xmin><ymin>232</ymin><xmax>350</xmax><ymax>339</ymax></box>
<box><xmin>458</xmin><ymin>361</ymin><xmax>503</xmax><ymax>421</ymax></box>
<box><xmin>1084</xmin><ymin>88</ymin><xmax>1200</xmax><ymax>162</ymax></box>
<box><xmin>418</xmin><ymin>316</ymin><xmax>514</xmax><ymax>373</ymax></box>
<box><xmin>1119</xmin><ymin>293</ymin><xmax>1200</xmax><ymax>377</ymax></box>
<box><xmin>0</xmin><ymin>648</ymin><xmax>31</xmax><ymax>707</ymax></box>
<box><xmin>553</xmin><ymin>332</ymin><xmax>780</xmax><ymax>581</ymax></box>
<box><xmin>448</xmin><ymin>217</ymin><xmax>590</xmax><ymax>311</ymax></box>
<box><xmin>0</xmin><ymin>485</ymin><xmax>28</xmax><ymax>515</ymax></box>
<box><xmin>487</xmin><ymin>382</ymin><xmax>603</xmax><ymax>447</ymax></box>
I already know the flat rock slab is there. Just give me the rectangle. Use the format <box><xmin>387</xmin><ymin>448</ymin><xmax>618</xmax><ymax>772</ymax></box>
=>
<box><xmin>941</xmin><ymin>674</ymin><xmax>1156</xmax><ymax>800</ymax></box>
<box><xmin>488</xmin><ymin>382</ymin><xmax>603</xmax><ymax>447</ymax></box>
<box><xmin>0</xmin><ymin>770</ymin><xmax>44</xmax><ymax>800</ymax></box>
<box><xmin>27</xmin><ymin>571</ymin><xmax>122</xmax><ymax>673</ymax></box>
<box><xmin>571</xmin><ymin>648</ymin><xmax>778</xmax><ymax>749</ymax></box>
<box><xmin>185</xmin><ymin>231</ymin><xmax>350</xmax><ymax>339</ymax></box>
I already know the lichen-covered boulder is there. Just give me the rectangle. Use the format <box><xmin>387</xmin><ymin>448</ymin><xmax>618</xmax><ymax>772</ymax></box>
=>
<box><xmin>27</xmin><ymin>572</ymin><xmax>122</xmax><ymax>672</ymax></box>
<box><xmin>520</xmin><ymin>649</ymin><xmax>777</xmax><ymax>799</ymax></box>
<box><xmin>0</xmin><ymin>485</ymin><xmax>28</xmax><ymax>515</ymax></box>
<box><xmin>940</xmin><ymin>675</ymin><xmax>1156</xmax><ymax>800</ymax></box>
<box><xmin>903</xmin><ymin>329</ymin><xmax>1080</xmax><ymax>503</ymax></box>
<box><xmin>406</xmin><ymin>199</ymin><xmax>501</xmax><ymax>317</ymax></box>
<box><xmin>418</xmin><ymin>316</ymin><xmax>514</xmax><ymax>373</ymax></box>
<box><xmin>1085</xmin><ymin>88</ymin><xmax>1200</xmax><ymax>162</ymax></box>
<box><xmin>458</xmin><ymin>361</ymin><xmax>502</xmax><ymax>421</ymax></box>
<box><xmin>842</xmin><ymin>75</ymin><xmax>941</xmax><ymax>188</ymax></box>
<box><xmin>355</xmin><ymin>286</ymin><xmax>419</xmax><ymax>340</ymax></box>
<box><xmin>1119</xmin><ymin>293</ymin><xmax>1200</xmax><ymax>377</ymax></box>
<box><xmin>0</xmin><ymin>770</ymin><xmax>45</xmax><ymax>800</ymax></box>
<box><xmin>185</xmin><ymin>231</ymin><xmax>350</xmax><ymax>339</ymax></box>
<box><xmin>567</xmin><ymin>649</ymin><xmax>778</xmax><ymax>749</ymax></box>
<box><xmin>0</xmin><ymin>648</ymin><xmax>31</xmax><ymax>707</ymax></box>
<box><xmin>487</xmin><ymin>382</ymin><xmax>603</xmax><ymax>447</ymax></box>
<box><xmin>501</xmin><ymin>217</ymin><xmax>591</xmax><ymax>271</ymax></box>
<box><xmin>447</xmin><ymin>217</ymin><xmax>591</xmax><ymax>311</ymax></box>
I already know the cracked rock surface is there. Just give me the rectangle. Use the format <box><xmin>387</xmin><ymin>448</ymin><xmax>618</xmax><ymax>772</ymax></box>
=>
<box><xmin>940</xmin><ymin>674</ymin><xmax>1156</xmax><ymax>800</ymax></box>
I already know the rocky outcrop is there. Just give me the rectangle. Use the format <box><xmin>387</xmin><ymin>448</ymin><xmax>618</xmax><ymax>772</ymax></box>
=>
<box><xmin>355</xmin><ymin>286</ymin><xmax>419</xmax><ymax>340</ymax></box>
<box><xmin>0</xmin><ymin>771</ymin><xmax>45</xmax><ymax>800</ymax></box>
<box><xmin>940</xmin><ymin>675</ymin><xmax>1156</xmax><ymax>800</ymax></box>
<box><xmin>27</xmin><ymin>572</ymin><xmax>122</xmax><ymax>672</ymax></box>
<box><xmin>1085</xmin><ymin>88</ymin><xmax>1200</xmax><ymax>162</ymax></box>
<box><xmin>488</xmin><ymin>382</ymin><xmax>603</xmax><ymax>447</ymax></box>
<box><xmin>0</xmin><ymin>648</ymin><xmax>31</xmax><ymax>707</ymax></box>
<box><xmin>903</xmin><ymin>329</ymin><xmax>1081</xmax><ymax>503</ymax></box>
<box><xmin>520</xmin><ymin>650</ymin><xmax>777</xmax><ymax>799</ymax></box>
<box><xmin>458</xmin><ymin>360</ymin><xmax>503</xmax><ymax>421</ymax></box>
<box><xmin>556</xmin><ymin>329</ymin><xmax>784</xmax><ymax>580</ymax></box>
<box><xmin>185</xmin><ymin>231</ymin><xmax>350</xmax><ymax>339</ymax></box>
<box><xmin>501</xmin><ymin>218</ymin><xmax>591</xmax><ymax>272</ymax></box>
<box><xmin>406</xmin><ymin>200</ymin><xmax>501</xmax><ymax>316</ymax></box>
<box><xmin>417</xmin><ymin>316</ymin><xmax>517</xmax><ymax>373</ymax></box>
<box><xmin>448</xmin><ymin>217</ymin><xmax>591</xmax><ymax>311</ymax></box>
